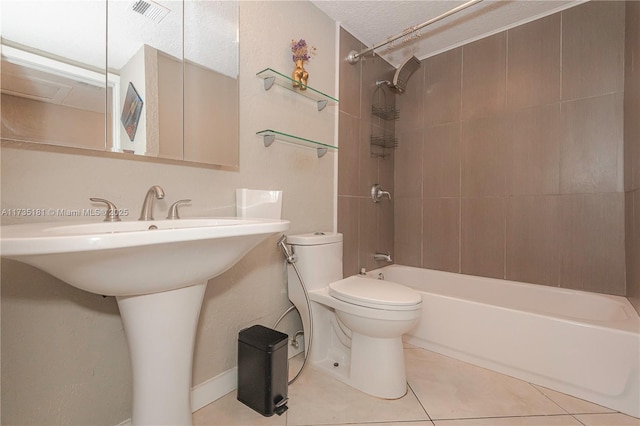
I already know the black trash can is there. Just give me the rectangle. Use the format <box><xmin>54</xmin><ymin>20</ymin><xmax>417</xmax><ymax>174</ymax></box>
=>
<box><xmin>237</xmin><ymin>325</ymin><xmax>289</xmax><ymax>416</ymax></box>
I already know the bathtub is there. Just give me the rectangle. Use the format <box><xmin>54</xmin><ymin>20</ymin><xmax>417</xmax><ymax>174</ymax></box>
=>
<box><xmin>367</xmin><ymin>265</ymin><xmax>640</xmax><ymax>418</ymax></box>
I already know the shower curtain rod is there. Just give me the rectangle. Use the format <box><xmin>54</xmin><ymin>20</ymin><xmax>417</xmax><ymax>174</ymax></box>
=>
<box><xmin>346</xmin><ymin>0</ymin><xmax>484</xmax><ymax>64</ymax></box>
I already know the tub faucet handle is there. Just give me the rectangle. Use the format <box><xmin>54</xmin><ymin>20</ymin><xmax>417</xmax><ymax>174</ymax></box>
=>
<box><xmin>371</xmin><ymin>184</ymin><xmax>391</xmax><ymax>203</ymax></box>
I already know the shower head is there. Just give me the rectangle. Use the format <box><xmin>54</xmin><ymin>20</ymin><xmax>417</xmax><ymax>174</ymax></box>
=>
<box><xmin>390</xmin><ymin>55</ymin><xmax>421</xmax><ymax>93</ymax></box>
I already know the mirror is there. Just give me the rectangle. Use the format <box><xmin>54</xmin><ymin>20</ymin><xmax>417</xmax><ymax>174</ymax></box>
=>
<box><xmin>0</xmin><ymin>0</ymin><xmax>239</xmax><ymax>168</ymax></box>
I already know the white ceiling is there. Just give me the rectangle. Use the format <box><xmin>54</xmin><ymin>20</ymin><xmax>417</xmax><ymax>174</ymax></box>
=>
<box><xmin>310</xmin><ymin>0</ymin><xmax>587</xmax><ymax>68</ymax></box>
<box><xmin>1</xmin><ymin>0</ymin><xmax>586</xmax><ymax>75</ymax></box>
<box><xmin>1</xmin><ymin>1</ymin><xmax>238</xmax><ymax>78</ymax></box>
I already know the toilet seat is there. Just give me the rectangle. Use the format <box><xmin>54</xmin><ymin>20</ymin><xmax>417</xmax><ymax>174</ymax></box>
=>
<box><xmin>328</xmin><ymin>276</ymin><xmax>422</xmax><ymax>311</ymax></box>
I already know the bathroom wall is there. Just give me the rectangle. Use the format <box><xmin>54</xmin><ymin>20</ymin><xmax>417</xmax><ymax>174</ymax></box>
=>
<box><xmin>394</xmin><ymin>1</ymin><xmax>627</xmax><ymax>295</ymax></box>
<box><xmin>337</xmin><ymin>28</ymin><xmax>396</xmax><ymax>277</ymax></box>
<box><xmin>0</xmin><ymin>1</ymin><xmax>337</xmax><ymax>424</ymax></box>
<box><xmin>625</xmin><ymin>1</ymin><xmax>640</xmax><ymax>313</ymax></box>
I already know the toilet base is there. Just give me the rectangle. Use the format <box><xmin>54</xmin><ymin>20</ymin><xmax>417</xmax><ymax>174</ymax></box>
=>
<box><xmin>310</xmin><ymin>332</ymin><xmax>408</xmax><ymax>399</ymax></box>
<box><xmin>349</xmin><ymin>333</ymin><xmax>408</xmax><ymax>399</ymax></box>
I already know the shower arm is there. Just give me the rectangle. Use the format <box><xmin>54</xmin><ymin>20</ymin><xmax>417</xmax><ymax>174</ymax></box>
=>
<box><xmin>346</xmin><ymin>0</ymin><xmax>483</xmax><ymax>64</ymax></box>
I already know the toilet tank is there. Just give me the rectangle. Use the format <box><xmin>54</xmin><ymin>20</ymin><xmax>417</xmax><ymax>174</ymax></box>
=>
<box><xmin>286</xmin><ymin>232</ymin><xmax>343</xmax><ymax>291</ymax></box>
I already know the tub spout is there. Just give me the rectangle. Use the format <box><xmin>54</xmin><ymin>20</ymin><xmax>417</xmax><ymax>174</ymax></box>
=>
<box><xmin>374</xmin><ymin>252</ymin><xmax>392</xmax><ymax>262</ymax></box>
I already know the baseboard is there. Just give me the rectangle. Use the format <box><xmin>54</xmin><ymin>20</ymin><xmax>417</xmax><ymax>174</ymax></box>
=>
<box><xmin>191</xmin><ymin>367</ymin><xmax>238</xmax><ymax>412</ymax></box>
<box><xmin>115</xmin><ymin>346</ymin><xmax>304</xmax><ymax>425</ymax></box>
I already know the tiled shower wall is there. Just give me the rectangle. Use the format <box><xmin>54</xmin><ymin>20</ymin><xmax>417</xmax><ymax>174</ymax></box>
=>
<box><xmin>337</xmin><ymin>28</ymin><xmax>396</xmax><ymax>276</ymax></box>
<box><xmin>338</xmin><ymin>1</ymin><xmax>638</xmax><ymax>301</ymax></box>
<box><xmin>625</xmin><ymin>1</ymin><xmax>640</xmax><ymax>312</ymax></box>
<box><xmin>394</xmin><ymin>1</ymin><xmax>627</xmax><ymax>295</ymax></box>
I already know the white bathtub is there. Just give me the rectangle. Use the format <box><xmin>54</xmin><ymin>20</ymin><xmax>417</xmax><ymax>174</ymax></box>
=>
<box><xmin>367</xmin><ymin>265</ymin><xmax>640</xmax><ymax>418</ymax></box>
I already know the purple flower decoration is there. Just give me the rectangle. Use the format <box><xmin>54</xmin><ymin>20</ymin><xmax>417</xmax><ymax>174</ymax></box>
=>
<box><xmin>291</xmin><ymin>39</ymin><xmax>316</xmax><ymax>63</ymax></box>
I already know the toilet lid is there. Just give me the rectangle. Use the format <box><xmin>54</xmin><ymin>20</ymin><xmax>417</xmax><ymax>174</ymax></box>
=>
<box><xmin>328</xmin><ymin>276</ymin><xmax>422</xmax><ymax>310</ymax></box>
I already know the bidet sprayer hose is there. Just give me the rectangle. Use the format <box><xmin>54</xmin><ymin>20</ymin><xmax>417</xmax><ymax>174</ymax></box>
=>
<box><xmin>275</xmin><ymin>234</ymin><xmax>313</xmax><ymax>385</ymax></box>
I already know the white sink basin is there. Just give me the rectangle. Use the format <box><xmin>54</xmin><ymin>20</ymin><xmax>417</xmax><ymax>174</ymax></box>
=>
<box><xmin>1</xmin><ymin>217</ymin><xmax>289</xmax><ymax>296</ymax></box>
<box><xmin>0</xmin><ymin>218</ymin><xmax>289</xmax><ymax>426</ymax></box>
<box><xmin>1</xmin><ymin>216</ymin><xmax>290</xmax><ymax>425</ymax></box>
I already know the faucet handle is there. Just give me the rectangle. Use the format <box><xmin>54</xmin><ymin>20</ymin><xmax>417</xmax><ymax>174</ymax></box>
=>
<box><xmin>166</xmin><ymin>199</ymin><xmax>191</xmax><ymax>220</ymax></box>
<box><xmin>90</xmin><ymin>198</ymin><xmax>122</xmax><ymax>222</ymax></box>
<box><xmin>371</xmin><ymin>184</ymin><xmax>392</xmax><ymax>203</ymax></box>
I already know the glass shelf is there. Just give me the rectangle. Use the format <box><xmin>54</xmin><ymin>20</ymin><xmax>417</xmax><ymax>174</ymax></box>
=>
<box><xmin>256</xmin><ymin>129</ymin><xmax>337</xmax><ymax>158</ymax></box>
<box><xmin>256</xmin><ymin>68</ymin><xmax>338</xmax><ymax>111</ymax></box>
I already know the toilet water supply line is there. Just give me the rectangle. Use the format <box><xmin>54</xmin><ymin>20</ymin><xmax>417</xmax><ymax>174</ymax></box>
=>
<box><xmin>275</xmin><ymin>235</ymin><xmax>314</xmax><ymax>385</ymax></box>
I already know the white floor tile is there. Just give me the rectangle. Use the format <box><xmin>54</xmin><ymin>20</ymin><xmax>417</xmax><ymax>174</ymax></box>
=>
<box><xmin>193</xmin><ymin>391</ymin><xmax>287</xmax><ymax>426</ymax></box>
<box><xmin>347</xmin><ymin>422</ymin><xmax>434</xmax><ymax>426</ymax></box>
<box><xmin>405</xmin><ymin>348</ymin><xmax>566</xmax><ymax>420</ymax></box>
<box><xmin>532</xmin><ymin>385</ymin><xmax>616</xmax><ymax>415</ymax></box>
<box><xmin>432</xmin><ymin>415</ymin><xmax>582</xmax><ymax>425</ymax></box>
<box><xmin>286</xmin><ymin>365</ymin><xmax>430</xmax><ymax>426</ymax></box>
<box><xmin>574</xmin><ymin>413</ymin><xmax>640</xmax><ymax>425</ymax></box>
<box><xmin>193</xmin><ymin>346</ymin><xmax>639</xmax><ymax>426</ymax></box>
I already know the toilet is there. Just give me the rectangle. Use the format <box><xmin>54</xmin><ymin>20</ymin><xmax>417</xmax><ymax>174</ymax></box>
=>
<box><xmin>286</xmin><ymin>232</ymin><xmax>422</xmax><ymax>399</ymax></box>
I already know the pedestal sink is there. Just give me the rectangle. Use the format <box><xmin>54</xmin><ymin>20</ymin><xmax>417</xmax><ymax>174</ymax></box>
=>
<box><xmin>1</xmin><ymin>217</ymin><xmax>289</xmax><ymax>425</ymax></box>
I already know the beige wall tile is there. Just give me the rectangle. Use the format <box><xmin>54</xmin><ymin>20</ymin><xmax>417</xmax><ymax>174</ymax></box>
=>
<box><xmin>507</xmin><ymin>14</ymin><xmax>561</xmax><ymax>110</ymax></box>
<box><xmin>359</xmin><ymin>197</ymin><xmax>380</xmax><ymax>271</ymax></box>
<box><xmin>625</xmin><ymin>1</ymin><xmax>640</xmax><ymax>312</ymax></box>
<box><xmin>626</xmin><ymin>1</ymin><xmax>640</xmax><ymax>191</ymax></box>
<box><xmin>422</xmin><ymin>198</ymin><xmax>460</xmax><ymax>273</ymax></box>
<box><xmin>624</xmin><ymin>91</ymin><xmax>640</xmax><ymax>192</ymax></box>
<box><xmin>360</xmin><ymin>119</ymin><xmax>382</xmax><ymax>196</ymax></box>
<box><xmin>423</xmin><ymin>123</ymin><xmax>460</xmax><ymax>198</ymax></box>
<box><xmin>506</xmin><ymin>195</ymin><xmax>560</xmax><ymax>286</ymax></box>
<box><xmin>378</xmin><ymin>197</ymin><xmax>395</xmax><ymax>264</ymax></box>
<box><xmin>395</xmin><ymin>128</ymin><xmax>423</xmax><ymax>199</ymax></box>
<box><xmin>560</xmin><ymin>93</ymin><xmax>624</xmax><ymax>194</ymax></box>
<box><xmin>338</xmin><ymin>195</ymin><xmax>360</xmax><ymax>277</ymax></box>
<box><xmin>339</xmin><ymin>27</ymin><xmax>362</xmax><ymax>118</ymax></box>
<box><xmin>424</xmin><ymin>47</ymin><xmax>462</xmax><ymax>127</ymax></box>
<box><xmin>461</xmin><ymin>197</ymin><xmax>506</xmax><ymax>279</ymax></box>
<box><xmin>379</xmin><ymin>152</ymin><xmax>395</xmax><ymax>195</ymax></box>
<box><xmin>625</xmin><ymin>191</ymin><xmax>640</xmax><ymax>314</ymax></box>
<box><xmin>561</xmin><ymin>1</ymin><xmax>625</xmax><ymax>101</ymax></box>
<box><xmin>397</xmin><ymin>64</ymin><xmax>425</xmax><ymax>133</ymax></box>
<box><xmin>559</xmin><ymin>193</ymin><xmax>626</xmax><ymax>294</ymax></box>
<box><xmin>508</xmin><ymin>104</ymin><xmax>561</xmax><ymax>195</ymax></box>
<box><xmin>338</xmin><ymin>111</ymin><xmax>360</xmax><ymax>196</ymax></box>
<box><xmin>338</xmin><ymin>2</ymin><xmax>628</xmax><ymax>299</ymax></box>
<box><xmin>461</xmin><ymin>32</ymin><xmax>507</xmax><ymax>121</ymax></box>
<box><xmin>394</xmin><ymin>197</ymin><xmax>422</xmax><ymax>267</ymax></box>
<box><xmin>461</xmin><ymin>115</ymin><xmax>508</xmax><ymax>197</ymax></box>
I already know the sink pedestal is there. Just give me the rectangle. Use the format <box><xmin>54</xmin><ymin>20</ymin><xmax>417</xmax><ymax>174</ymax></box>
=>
<box><xmin>117</xmin><ymin>282</ymin><xmax>207</xmax><ymax>426</ymax></box>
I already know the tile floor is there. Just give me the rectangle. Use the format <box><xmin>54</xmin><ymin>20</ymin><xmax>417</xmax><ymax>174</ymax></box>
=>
<box><xmin>194</xmin><ymin>344</ymin><xmax>640</xmax><ymax>426</ymax></box>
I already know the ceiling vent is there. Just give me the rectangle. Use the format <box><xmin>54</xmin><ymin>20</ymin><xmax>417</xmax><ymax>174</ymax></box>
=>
<box><xmin>131</xmin><ymin>0</ymin><xmax>170</xmax><ymax>24</ymax></box>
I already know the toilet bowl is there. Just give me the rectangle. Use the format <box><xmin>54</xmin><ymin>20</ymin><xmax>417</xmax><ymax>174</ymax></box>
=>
<box><xmin>286</xmin><ymin>233</ymin><xmax>422</xmax><ymax>399</ymax></box>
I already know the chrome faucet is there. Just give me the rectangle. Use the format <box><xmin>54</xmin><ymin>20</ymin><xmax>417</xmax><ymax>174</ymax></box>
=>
<box><xmin>138</xmin><ymin>185</ymin><xmax>165</xmax><ymax>221</ymax></box>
